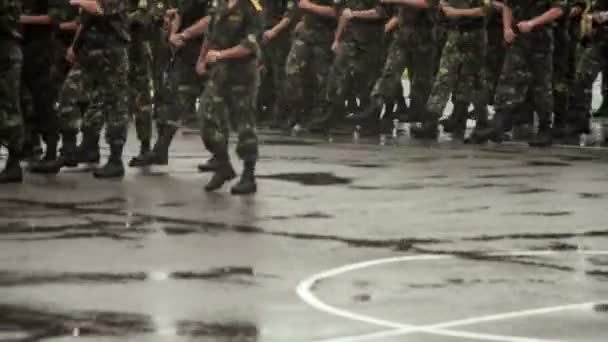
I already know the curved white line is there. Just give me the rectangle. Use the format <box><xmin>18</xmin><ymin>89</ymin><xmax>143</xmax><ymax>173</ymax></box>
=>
<box><xmin>297</xmin><ymin>251</ymin><xmax>607</xmax><ymax>342</ymax></box>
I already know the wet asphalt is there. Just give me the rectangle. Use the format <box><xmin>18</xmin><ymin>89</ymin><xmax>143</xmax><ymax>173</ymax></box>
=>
<box><xmin>1</xmin><ymin>127</ymin><xmax>608</xmax><ymax>341</ymax></box>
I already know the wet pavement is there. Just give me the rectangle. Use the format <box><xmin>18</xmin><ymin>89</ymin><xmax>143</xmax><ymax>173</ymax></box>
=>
<box><xmin>1</xmin><ymin>128</ymin><xmax>608</xmax><ymax>341</ymax></box>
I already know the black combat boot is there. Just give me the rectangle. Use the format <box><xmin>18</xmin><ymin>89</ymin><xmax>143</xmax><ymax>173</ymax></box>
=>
<box><xmin>93</xmin><ymin>145</ymin><xmax>125</xmax><ymax>178</ymax></box>
<box><xmin>128</xmin><ymin>140</ymin><xmax>151</xmax><ymax>167</ymax></box>
<box><xmin>528</xmin><ymin>115</ymin><xmax>553</xmax><ymax>148</ymax></box>
<box><xmin>197</xmin><ymin>156</ymin><xmax>220</xmax><ymax>172</ymax></box>
<box><xmin>29</xmin><ymin>132</ymin><xmax>78</xmax><ymax>174</ymax></box>
<box><xmin>411</xmin><ymin>121</ymin><xmax>439</xmax><ymax>140</ymax></box>
<box><xmin>346</xmin><ymin>97</ymin><xmax>383</xmax><ymax>123</ymax></box>
<box><xmin>0</xmin><ymin>147</ymin><xmax>23</xmax><ymax>184</ymax></box>
<box><xmin>231</xmin><ymin>160</ymin><xmax>257</xmax><ymax>195</ymax></box>
<box><xmin>76</xmin><ymin>129</ymin><xmax>100</xmax><ymax>164</ymax></box>
<box><xmin>130</xmin><ymin>125</ymin><xmax>177</xmax><ymax>167</ymax></box>
<box><xmin>204</xmin><ymin>150</ymin><xmax>236</xmax><ymax>192</ymax></box>
<box><xmin>466</xmin><ymin>108</ymin><xmax>490</xmax><ymax>144</ymax></box>
<box><xmin>440</xmin><ymin>101</ymin><xmax>468</xmax><ymax>139</ymax></box>
<box><xmin>469</xmin><ymin>110</ymin><xmax>510</xmax><ymax>144</ymax></box>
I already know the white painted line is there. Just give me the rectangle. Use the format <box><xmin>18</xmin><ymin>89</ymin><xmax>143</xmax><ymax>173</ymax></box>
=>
<box><xmin>298</xmin><ymin>251</ymin><xmax>608</xmax><ymax>342</ymax></box>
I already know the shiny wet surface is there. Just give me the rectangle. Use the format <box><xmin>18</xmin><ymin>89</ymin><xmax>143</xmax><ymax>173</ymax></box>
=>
<box><xmin>1</xmin><ymin>128</ymin><xmax>608</xmax><ymax>341</ymax></box>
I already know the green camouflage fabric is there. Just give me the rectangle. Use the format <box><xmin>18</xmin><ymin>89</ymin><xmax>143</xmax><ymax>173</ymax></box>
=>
<box><xmin>320</xmin><ymin>0</ymin><xmax>384</xmax><ymax>125</ymax></box>
<box><xmin>493</xmin><ymin>0</ymin><xmax>567</xmax><ymax>130</ymax></box>
<box><xmin>282</xmin><ymin>0</ymin><xmax>336</xmax><ymax>124</ymax></box>
<box><xmin>569</xmin><ymin>0</ymin><xmax>608</xmax><ymax>123</ymax></box>
<box><xmin>60</xmin><ymin>0</ymin><xmax>130</xmax><ymax>147</ymax></box>
<box><xmin>128</xmin><ymin>0</ymin><xmax>154</xmax><ymax>144</ymax></box>
<box><xmin>199</xmin><ymin>0</ymin><xmax>262</xmax><ymax>161</ymax></box>
<box><xmin>552</xmin><ymin>10</ymin><xmax>571</xmax><ymax>126</ymax></box>
<box><xmin>155</xmin><ymin>0</ymin><xmax>208</xmax><ymax>128</ymax></box>
<box><xmin>485</xmin><ymin>5</ymin><xmax>505</xmax><ymax>104</ymax></box>
<box><xmin>371</xmin><ymin>1</ymin><xmax>438</xmax><ymax>114</ymax></box>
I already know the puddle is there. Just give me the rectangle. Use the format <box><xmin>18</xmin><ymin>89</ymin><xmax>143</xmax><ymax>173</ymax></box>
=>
<box><xmin>258</xmin><ymin>172</ymin><xmax>353</xmax><ymax>186</ymax></box>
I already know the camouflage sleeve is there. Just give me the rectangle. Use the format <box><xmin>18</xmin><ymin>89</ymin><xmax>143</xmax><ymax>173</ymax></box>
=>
<box><xmin>99</xmin><ymin>0</ymin><xmax>128</xmax><ymax>15</ymax></box>
<box><xmin>239</xmin><ymin>2</ymin><xmax>263</xmax><ymax>55</ymax></box>
<box><xmin>375</xmin><ymin>3</ymin><xmax>394</xmax><ymax>19</ymax></box>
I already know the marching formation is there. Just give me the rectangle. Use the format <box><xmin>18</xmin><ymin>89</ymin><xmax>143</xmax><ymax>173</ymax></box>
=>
<box><xmin>1</xmin><ymin>0</ymin><xmax>607</xmax><ymax>195</ymax></box>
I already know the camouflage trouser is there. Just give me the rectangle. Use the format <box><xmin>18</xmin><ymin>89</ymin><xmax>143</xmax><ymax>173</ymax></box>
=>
<box><xmin>371</xmin><ymin>29</ymin><xmax>436</xmax><ymax>113</ymax></box>
<box><xmin>128</xmin><ymin>30</ymin><xmax>153</xmax><ymax>143</ymax></box>
<box><xmin>58</xmin><ymin>46</ymin><xmax>129</xmax><ymax>146</ymax></box>
<box><xmin>323</xmin><ymin>38</ymin><xmax>384</xmax><ymax>121</ymax></box>
<box><xmin>150</xmin><ymin>25</ymin><xmax>171</xmax><ymax>115</ymax></box>
<box><xmin>199</xmin><ymin>60</ymin><xmax>259</xmax><ymax>162</ymax></box>
<box><xmin>21</xmin><ymin>39</ymin><xmax>60</xmax><ymax>145</ymax></box>
<box><xmin>259</xmin><ymin>31</ymin><xmax>290</xmax><ymax>119</ymax></box>
<box><xmin>282</xmin><ymin>36</ymin><xmax>333</xmax><ymax>123</ymax></box>
<box><xmin>494</xmin><ymin>42</ymin><xmax>554</xmax><ymax>127</ymax></box>
<box><xmin>0</xmin><ymin>39</ymin><xmax>24</xmax><ymax>149</ymax></box>
<box><xmin>427</xmin><ymin>29</ymin><xmax>488</xmax><ymax>119</ymax></box>
<box><xmin>486</xmin><ymin>22</ymin><xmax>506</xmax><ymax>105</ymax></box>
<box><xmin>553</xmin><ymin>20</ymin><xmax>571</xmax><ymax>124</ymax></box>
<box><xmin>570</xmin><ymin>40</ymin><xmax>608</xmax><ymax>122</ymax></box>
<box><xmin>157</xmin><ymin>45</ymin><xmax>204</xmax><ymax>128</ymax></box>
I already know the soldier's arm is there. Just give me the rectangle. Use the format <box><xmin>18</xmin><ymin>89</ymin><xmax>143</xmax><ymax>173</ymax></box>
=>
<box><xmin>380</xmin><ymin>0</ymin><xmax>429</xmax><ymax>9</ymax></box>
<box><xmin>350</xmin><ymin>9</ymin><xmax>382</xmax><ymax>19</ymax></box>
<box><xmin>298</xmin><ymin>0</ymin><xmax>337</xmax><ymax>18</ymax></box>
<box><xmin>180</xmin><ymin>16</ymin><xmax>211</xmax><ymax>41</ymax></box>
<box><xmin>441</xmin><ymin>5</ymin><xmax>485</xmax><ymax>17</ymax></box>
<box><xmin>384</xmin><ymin>15</ymin><xmax>398</xmax><ymax>32</ymax></box>
<box><xmin>519</xmin><ymin>5</ymin><xmax>564</xmax><ymax>30</ymax></box>
<box><xmin>20</xmin><ymin>15</ymin><xmax>53</xmax><ymax>25</ymax></box>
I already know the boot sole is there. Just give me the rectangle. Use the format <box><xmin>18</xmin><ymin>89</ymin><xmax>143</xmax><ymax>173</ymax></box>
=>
<box><xmin>204</xmin><ymin>172</ymin><xmax>237</xmax><ymax>192</ymax></box>
<box><xmin>231</xmin><ymin>184</ymin><xmax>257</xmax><ymax>195</ymax></box>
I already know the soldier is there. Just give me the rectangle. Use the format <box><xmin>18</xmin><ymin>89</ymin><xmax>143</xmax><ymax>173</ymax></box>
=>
<box><xmin>568</xmin><ymin>2</ymin><xmax>608</xmax><ymax>134</ymax></box>
<box><xmin>19</xmin><ymin>0</ymin><xmax>63</xmax><ymax>164</ymax></box>
<box><xmin>308</xmin><ymin>0</ymin><xmax>385</xmax><ymax>133</ymax></box>
<box><xmin>475</xmin><ymin>0</ymin><xmax>565</xmax><ymax>147</ymax></box>
<box><xmin>127</xmin><ymin>0</ymin><xmax>154</xmax><ymax>164</ymax></box>
<box><xmin>280</xmin><ymin>0</ymin><xmax>337</xmax><ymax>130</ymax></box>
<box><xmin>259</xmin><ymin>0</ymin><xmax>293</xmax><ymax>127</ymax></box>
<box><xmin>195</xmin><ymin>0</ymin><xmax>262</xmax><ymax>194</ymax></box>
<box><xmin>0</xmin><ymin>0</ymin><xmax>24</xmax><ymax>183</ymax></box>
<box><xmin>425</xmin><ymin>0</ymin><xmax>496</xmax><ymax>141</ymax></box>
<box><xmin>348</xmin><ymin>0</ymin><xmax>438</xmax><ymax>136</ymax></box>
<box><xmin>129</xmin><ymin>0</ymin><xmax>210</xmax><ymax>168</ymax></box>
<box><xmin>31</xmin><ymin>0</ymin><xmax>131</xmax><ymax>178</ymax></box>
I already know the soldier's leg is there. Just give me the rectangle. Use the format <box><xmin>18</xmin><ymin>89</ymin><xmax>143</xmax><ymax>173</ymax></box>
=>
<box><xmin>482</xmin><ymin>44</ymin><xmax>531</xmax><ymax>142</ymax></box>
<box><xmin>268</xmin><ymin>32</ymin><xmax>291</xmax><ymax>126</ymax></box>
<box><xmin>528</xmin><ymin>49</ymin><xmax>555</xmax><ymax>147</ymax></box>
<box><xmin>230</xmin><ymin>64</ymin><xmax>259</xmax><ymax>195</ymax></box>
<box><xmin>351</xmin><ymin>38</ymin><xmax>408</xmax><ymax>122</ymax></box>
<box><xmin>200</xmin><ymin>76</ymin><xmax>233</xmax><ymax>191</ymax></box>
<box><xmin>485</xmin><ymin>22</ymin><xmax>506</xmax><ymax>105</ymax></box>
<box><xmin>128</xmin><ymin>37</ymin><xmax>154</xmax><ymax>158</ymax></box>
<box><xmin>553</xmin><ymin>24</ymin><xmax>570</xmax><ymax>128</ymax></box>
<box><xmin>77</xmin><ymin>47</ymin><xmax>129</xmax><ymax>178</ymax></box>
<box><xmin>569</xmin><ymin>43</ymin><xmax>606</xmax><ymax>132</ymax></box>
<box><xmin>408</xmin><ymin>34</ymin><xmax>437</xmax><ymax>123</ymax></box>
<box><xmin>281</xmin><ymin>37</ymin><xmax>313</xmax><ymax>127</ymax></box>
<box><xmin>0</xmin><ymin>40</ymin><xmax>24</xmax><ymax>183</ymax></box>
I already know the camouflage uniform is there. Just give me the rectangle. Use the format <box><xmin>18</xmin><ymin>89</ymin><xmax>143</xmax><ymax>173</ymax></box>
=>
<box><xmin>51</xmin><ymin>1</ymin><xmax>131</xmax><ymax>177</ymax></box>
<box><xmin>20</xmin><ymin>0</ymin><xmax>64</xmax><ymax>158</ymax></box>
<box><xmin>569</xmin><ymin>0</ymin><xmax>608</xmax><ymax>128</ymax></box>
<box><xmin>282</xmin><ymin>0</ymin><xmax>336</xmax><ymax>126</ymax></box>
<box><xmin>199</xmin><ymin>0</ymin><xmax>262</xmax><ymax>194</ymax></box>
<box><xmin>0</xmin><ymin>0</ymin><xmax>24</xmax><ymax>182</ymax></box>
<box><xmin>426</xmin><ymin>0</ymin><xmax>490</xmax><ymax>135</ymax></box>
<box><xmin>488</xmin><ymin>0</ymin><xmax>566</xmax><ymax>145</ymax></box>
<box><xmin>128</xmin><ymin>0</ymin><xmax>154</xmax><ymax>150</ymax></box>
<box><xmin>148</xmin><ymin>0</ymin><xmax>174</xmax><ymax>117</ymax></box>
<box><xmin>552</xmin><ymin>2</ymin><xmax>573</xmax><ymax>127</ymax></box>
<box><xmin>371</xmin><ymin>3</ymin><xmax>438</xmax><ymax>119</ymax></box>
<box><xmin>156</xmin><ymin>0</ymin><xmax>208</xmax><ymax>129</ymax></box>
<box><xmin>259</xmin><ymin>0</ymin><xmax>293</xmax><ymax>123</ymax></box>
<box><xmin>485</xmin><ymin>4</ymin><xmax>506</xmax><ymax>104</ymax></box>
<box><xmin>315</xmin><ymin>0</ymin><xmax>385</xmax><ymax>129</ymax></box>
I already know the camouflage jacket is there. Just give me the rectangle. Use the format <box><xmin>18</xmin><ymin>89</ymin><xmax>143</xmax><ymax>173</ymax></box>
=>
<box><xmin>207</xmin><ymin>0</ymin><xmax>262</xmax><ymax>59</ymax></box>
<box><xmin>0</xmin><ymin>0</ymin><xmax>21</xmax><ymax>40</ymax></box>
<box><xmin>335</xmin><ymin>0</ymin><xmax>383</xmax><ymax>44</ymax></box>
<box><xmin>260</xmin><ymin>0</ymin><xmax>294</xmax><ymax>29</ymax></box>
<box><xmin>376</xmin><ymin>0</ymin><xmax>439</xmax><ymax>37</ymax></box>
<box><xmin>79</xmin><ymin>0</ymin><xmax>131</xmax><ymax>49</ymax></box>
<box><xmin>505</xmin><ymin>0</ymin><xmax>567</xmax><ymax>49</ymax></box>
<box><xmin>296</xmin><ymin>0</ymin><xmax>336</xmax><ymax>44</ymax></box>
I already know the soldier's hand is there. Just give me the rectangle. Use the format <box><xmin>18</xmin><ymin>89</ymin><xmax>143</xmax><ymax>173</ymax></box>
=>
<box><xmin>441</xmin><ymin>6</ymin><xmax>455</xmax><ymax>17</ymax></box>
<box><xmin>294</xmin><ymin>20</ymin><xmax>305</xmax><ymax>33</ymax></box>
<box><xmin>169</xmin><ymin>33</ymin><xmax>185</xmax><ymax>48</ymax></box>
<box><xmin>331</xmin><ymin>40</ymin><xmax>340</xmax><ymax>52</ymax></box>
<box><xmin>342</xmin><ymin>9</ymin><xmax>354</xmax><ymax>20</ymax></box>
<box><xmin>66</xmin><ymin>46</ymin><xmax>76</xmax><ymax>64</ymax></box>
<box><xmin>504</xmin><ymin>27</ymin><xmax>516</xmax><ymax>44</ymax></box>
<box><xmin>263</xmin><ymin>29</ymin><xmax>277</xmax><ymax>43</ymax></box>
<box><xmin>516</xmin><ymin>20</ymin><xmax>534</xmax><ymax>34</ymax></box>
<box><xmin>206</xmin><ymin>50</ymin><xmax>222</xmax><ymax>63</ymax></box>
<box><xmin>196</xmin><ymin>58</ymin><xmax>207</xmax><ymax>75</ymax></box>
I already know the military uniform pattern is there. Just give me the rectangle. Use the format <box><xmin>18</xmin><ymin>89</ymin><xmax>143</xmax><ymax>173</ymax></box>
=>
<box><xmin>0</xmin><ymin>1</ymin><xmax>24</xmax><ymax>149</ymax></box>
<box><xmin>199</xmin><ymin>0</ymin><xmax>262</xmax><ymax>161</ymax></box>
<box><xmin>493</xmin><ymin>0</ymin><xmax>567</xmax><ymax>129</ymax></box>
